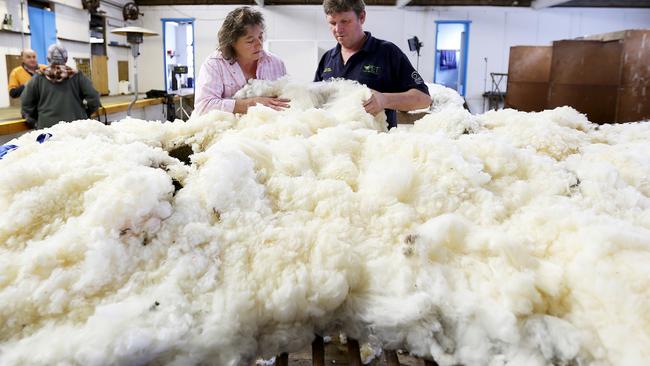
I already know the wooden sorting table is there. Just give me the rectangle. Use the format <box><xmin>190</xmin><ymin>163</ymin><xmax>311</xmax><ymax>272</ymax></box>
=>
<box><xmin>271</xmin><ymin>335</ymin><xmax>438</xmax><ymax>366</ymax></box>
<box><xmin>0</xmin><ymin>95</ymin><xmax>166</xmax><ymax>136</ymax></box>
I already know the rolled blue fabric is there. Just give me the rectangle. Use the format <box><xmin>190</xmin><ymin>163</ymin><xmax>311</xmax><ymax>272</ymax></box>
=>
<box><xmin>0</xmin><ymin>144</ymin><xmax>18</xmax><ymax>159</ymax></box>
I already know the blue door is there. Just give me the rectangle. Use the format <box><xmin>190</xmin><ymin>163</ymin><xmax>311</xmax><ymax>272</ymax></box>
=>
<box><xmin>434</xmin><ymin>21</ymin><xmax>471</xmax><ymax>96</ymax></box>
<box><xmin>28</xmin><ymin>6</ymin><xmax>57</xmax><ymax>65</ymax></box>
<box><xmin>162</xmin><ymin>18</ymin><xmax>195</xmax><ymax>93</ymax></box>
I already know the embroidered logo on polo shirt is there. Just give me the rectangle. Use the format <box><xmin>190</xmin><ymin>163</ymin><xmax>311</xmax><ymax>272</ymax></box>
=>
<box><xmin>362</xmin><ymin>64</ymin><xmax>381</xmax><ymax>75</ymax></box>
<box><xmin>411</xmin><ymin>71</ymin><xmax>423</xmax><ymax>84</ymax></box>
<box><xmin>323</xmin><ymin>67</ymin><xmax>332</xmax><ymax>73</ymax></box>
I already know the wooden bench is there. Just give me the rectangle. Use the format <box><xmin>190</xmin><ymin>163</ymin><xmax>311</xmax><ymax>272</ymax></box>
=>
<box><xmin>0</xmin><ymin>97</ymin><xmax>166</xmax><ymax>136</ymax></box>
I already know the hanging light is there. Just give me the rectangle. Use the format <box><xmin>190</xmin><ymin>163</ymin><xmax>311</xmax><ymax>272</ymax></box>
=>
<box><xmin>110</xmin><ymin>26</ymin><xmax>158</xmax><ymax>116</ymax></box>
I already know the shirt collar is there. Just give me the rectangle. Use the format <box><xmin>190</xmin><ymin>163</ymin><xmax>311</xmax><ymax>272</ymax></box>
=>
<box><xmin>22</xmin><ymin>63</ymin><xmax>38</xmax><ymax>75</ymax></box>
<box><xmin>361</xmin><ymin>32</ymin><xmax>375</xmax><ymax>52</ymax></box>
<box><xmin>257</xmin><ymin>50</ymin><xmax>270</xmax><ymax>63</ymax></box>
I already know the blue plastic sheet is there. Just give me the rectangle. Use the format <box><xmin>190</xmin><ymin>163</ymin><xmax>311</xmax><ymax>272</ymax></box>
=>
<box><xmin>0</xmin><ymin>145</ymin><xmax>18</xmax><ymax>160</ymax></box>
<box><xmin>37</xmin><ymin>133</ymin><xmax>52</xmax><ymax>144</ymax></box>
<box><xmin>0</xmin><ymin>133</ymin><xmax>53</xmax><ymax>160</ymax></box>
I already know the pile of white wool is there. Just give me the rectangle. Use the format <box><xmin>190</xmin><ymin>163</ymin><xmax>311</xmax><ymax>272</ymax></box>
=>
<box><xmin>0</xmin><ymin>79</ymin><xmax>648</xmax><ymax>366</ymax></box>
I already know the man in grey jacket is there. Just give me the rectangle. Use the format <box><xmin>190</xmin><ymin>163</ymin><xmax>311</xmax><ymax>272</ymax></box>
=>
<box><xmin>21</xmin><ymin>44</ymin><xmax>100</xmax><ymax>130</ymax></box>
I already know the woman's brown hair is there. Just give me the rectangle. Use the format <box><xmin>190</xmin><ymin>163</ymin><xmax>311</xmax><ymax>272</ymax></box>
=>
<box><xmin>218</xmin><ymin>6</ymin><xmax>265</xmax><ymax>61</ymax></box>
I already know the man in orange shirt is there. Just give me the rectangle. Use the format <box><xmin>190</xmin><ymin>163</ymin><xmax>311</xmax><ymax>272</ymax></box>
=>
<box><xmin>8</xmin><ymin>48</ymin><xmax>46</xmax><ymax>98</ymax></box>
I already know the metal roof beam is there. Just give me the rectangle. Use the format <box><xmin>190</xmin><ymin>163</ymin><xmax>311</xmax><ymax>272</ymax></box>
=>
<box><xmin>531</xmin><ymin>0</ymin><xmax>571</xmax><ymax>9</ymax></box>
<box><xmin>396</xmin><ymin>0</ymin><xmax>412</xmax><ymax>7</ymax></box>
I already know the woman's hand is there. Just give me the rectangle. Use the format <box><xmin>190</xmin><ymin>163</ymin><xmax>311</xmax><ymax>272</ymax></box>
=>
<box><xmin>253</xmin><ymin>96</ymin><xmax>291</xmax><ymax>110</ymax></box>
<box><xmin>234</xmin><ymin>97</ymin><xmax>290</xmax><ymax>113</ymax></box>
<box><xmin>250</xmin><ymin>96</ymin><xmax>291</xmax><ymax>110</ymax></box>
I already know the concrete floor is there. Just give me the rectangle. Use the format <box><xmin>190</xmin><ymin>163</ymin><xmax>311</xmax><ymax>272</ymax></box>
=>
<box><xmin>0</xmin><ymin>131</ymin><xmax>25</xmax><ymax>145</ymax></box>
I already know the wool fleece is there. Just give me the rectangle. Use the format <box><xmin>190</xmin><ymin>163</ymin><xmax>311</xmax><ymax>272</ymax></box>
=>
<box><xmin>0</xmin><ymin>79</ymin><xmax>648</xmax><ymax>366</ymax></box>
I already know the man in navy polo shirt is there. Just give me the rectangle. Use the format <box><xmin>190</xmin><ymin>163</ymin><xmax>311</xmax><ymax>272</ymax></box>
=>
<box><xmin>314</xmin><ymin>0</ymin><xmax>431</xmax><ymax>129</ymax></box>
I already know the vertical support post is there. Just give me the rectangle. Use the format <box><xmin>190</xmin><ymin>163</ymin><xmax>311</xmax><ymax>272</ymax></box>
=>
<box><xmin>20</xmin><ymin>0</ymin><xmax>26</xmax><ymax>49</ymax></box>
<box><xmin>312</xmin><ymin>335</ymin><xmax>325</xmax><ymax>366</ymax></box>
<box><xmin>385</xmin><ymin>350</ymin><xmax>400</xmax><ymax>366</ymax></box>
<box><xmin>276</xmin><ymin>352</ymin><xmax>288</xmax><ymax>366</ymax></box>
<box><xmin>347</xmin><ymin>339</ymin><xmax>362</xmax><ymax>366</ymax></box>
<box><xmin>128</xmin><ymin>43</ymin><xmax>139</xmax><ymax>116</ymax></box>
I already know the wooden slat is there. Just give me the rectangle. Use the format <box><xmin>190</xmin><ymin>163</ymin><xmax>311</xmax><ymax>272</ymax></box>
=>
<box><xmin>91</xmin><ymin>55</ymin><xmax>109</xmax><ymax>95</ymax></box>
<box><xmin>347</xmin><ymin>339</ymin><xmax>362</xmax><ymax>366</ymax></box>
<box><xmin>548</xmin><ymin>40</ymin><xmax>623</xmax><ymax>124</ymax></box>
<box><xmin>0</xmin><ymin>120</ymin><xmax>30</xmax><ymax>135</ymax></box>
<box><xmin>550</xmin><ymin>40</ymin><xmax>622</xmax><ymax>86</ymax></box>
<box><xmin>75</xmin><ymin>58</ymin><xmax>92</xmax><ymax>79</ymax></box>
<box><xmin>616</xmin><ymin>30</ymin><xmax>650</xmax><ymax>122</ymax></box>
<box><xmin>0</xmin><ymin>97</ymin><xmax>166</xmax><ymax>136</ymax></box>
<box><xmin>276</xmin><ymin>352</ymin><xmax>288</xmax><ymax>366</ymax></box>
<box><xmin>385</xmin><ymin>350</ymin><xmax>400</xmax><ymax>366</ymax></box>
<box><xmin>5</xmin><ymin>54</ymin><xmax>22</xmax><ymax>108</ymax></box>
<box><xmin>312</xmin><ymin>335</ymin><xmax>325</xmax><ymax>366</ymax></box>
<box><xmin>118</xmin><ymin>60</ymin><xmax>129</xmax><ymax>82</ymax></box>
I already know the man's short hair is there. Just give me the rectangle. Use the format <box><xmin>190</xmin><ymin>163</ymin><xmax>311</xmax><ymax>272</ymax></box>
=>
<box><xmin>20</xmin><ymin>49</ymin><xmax>35</xmax><ymax>58</ymax></box>
<box><xmin>323</xmin><ymin>0</ymin><xmax>365</xmax><ymax>17</ymax></box>
<box><xmin>218</xmin><ymin>6</ymin><xmax>265</xmax><ymax>61</ymax></box>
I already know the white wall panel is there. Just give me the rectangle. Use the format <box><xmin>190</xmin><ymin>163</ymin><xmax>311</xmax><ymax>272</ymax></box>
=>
<box><xmin>55</xmin><ymin>4</ymin><xmax>89</xmax><ymax>42</ymax></box>
<box><xmin>504</xmin><ymin>10</ymin><xmax>538</xmax><ymax>47</ymax></box>
<box><xmin>266</xmin><ymin>7</ymin><xmax>320</xmax><ymax>40</ymax></box>
<box><xmin>1</xmin><ymin>0</ymin><xmax>29</xmax><ymax>33</ymax></box>
<box><xmin>316</xmin><ymin>40</ymin><xmax>337</xmax><ymax>64</ymax></box>
<box><xmin>139</xmin><ymin>9</ymin><xmax>165</xmax><ymax>91</ymax></box>
<box><xmin>364</xmin><ymin>8</ymin><xmax>405</xmax><ymax>45</ymax></box>
<box><xmin>537</xmin><ymin>10</ymin><xmax>572</xmax><ymax>43</ymax></box>
<box><xmin>58</xmin><ymin>39</ymin><xmax>90</xmax><ymax>58</ymax></box>
<box><xmin>578</xmin><ymin>9</ymin><xmax>627</xmax><ymax>36</ymax></box>
<box><xmin>462</xmin><ymin>9</ymin><xmax>506</xmax><ymax>112</ymax></box>
<box><xmin>402</xmin><ymin>9</ymin><xmax>432</xmax><ymax>78</ymax></box>
<box><xmin>267</xmin><ymin>40</ymin><xmax>318</xmax><ymax>82</ymax></box>
<box><xmin>52</xmin><ymin>0</ymin><xmax>83</xmax><ymax>10</ymax></box>
<box><xmin>432</xmin><ymin>8</ymin><xmax>470</xmax><ymax>21</ymax></box>
<box><xmin>623</xmin><ymin>10</ymin><xmax>650</xmax><ymax>29</ymax></box>
<box><xmin>107</xmin><ymin>46</ymin><xmax>130</xmax><ymax>95</ymax></box>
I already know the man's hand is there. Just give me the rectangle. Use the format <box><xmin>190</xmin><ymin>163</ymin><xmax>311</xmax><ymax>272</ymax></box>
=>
<box><xmin>9</xmin><ymin>85</ymin><xmax>25</xmax><ymax>98</ymax></box>
<box><xmin>250</xmin><ymin>96</ymin><xmax>291</xmax><ymax>111</ymax></box>
<box><xmin>363</xmin><ymin>90</ymin><xmax>387</xmax><ymax>115</ymax></box>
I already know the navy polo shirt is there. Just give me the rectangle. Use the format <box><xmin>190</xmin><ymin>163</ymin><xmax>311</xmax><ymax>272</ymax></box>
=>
<box><xmin>314</xmin><ymin>32</ymin><xmax>429</xmax><ymax>129</ymax></box>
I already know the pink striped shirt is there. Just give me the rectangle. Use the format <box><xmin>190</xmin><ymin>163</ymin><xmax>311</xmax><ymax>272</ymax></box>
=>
<box><xmin>193</xmin><ymin>50</ymin><xmax>286</xmax><ymax>115</ymax></box>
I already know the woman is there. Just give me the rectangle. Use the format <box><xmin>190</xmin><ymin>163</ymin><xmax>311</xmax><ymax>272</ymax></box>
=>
<box><xmin>194</xmin><ymin>7</ymin><xmax>289</xmax><ymax>116</ymax></box>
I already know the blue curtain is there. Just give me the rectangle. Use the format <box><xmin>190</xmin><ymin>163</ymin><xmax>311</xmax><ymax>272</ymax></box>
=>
<box><xmin>439</xmin><ymin>50</ymin><xmax>457</xmax><ymax>70</ymax></box>
<box><xmin>28</xmin><ymin>6</ymin><xmax>57</xmax><ymax>65</ymax></box>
